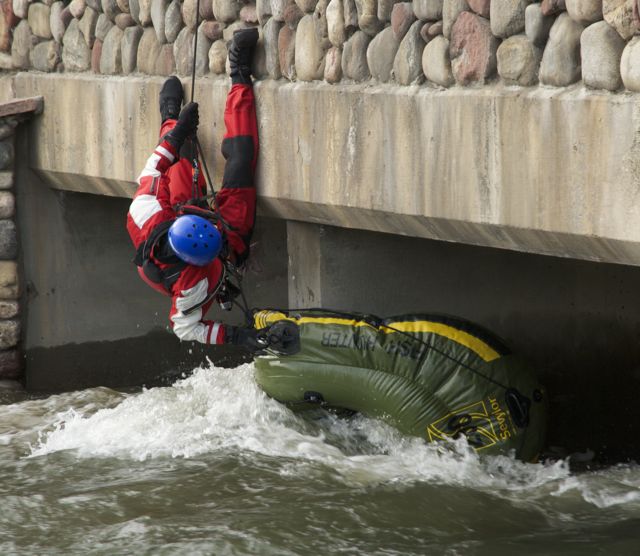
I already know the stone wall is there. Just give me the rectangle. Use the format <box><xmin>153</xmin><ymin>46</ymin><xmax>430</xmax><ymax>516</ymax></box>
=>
<box><xmin>0</xmin><ymin>97</ymin><xmax>42</xmax><ymax>383</ymax></box>
<box><xmin>0</xmin><ymin>132</ymin><xmax>19</xmax><ymax>381</ymax></box>
<box><xmin>1</xmin><ymin>1</ymin><xmax>640</xmax><ymax>93</ymax></box>
<box><xmin>0</xmin><ymin>129</ymin><xmax>22</xmax><ymax>379</ymax></box>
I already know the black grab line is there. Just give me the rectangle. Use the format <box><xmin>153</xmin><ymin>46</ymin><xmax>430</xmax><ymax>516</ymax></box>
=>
<box><xmin>255</xmin><ymin>306</ymin><xmax>512</xmax><ymax>392</ymax></box>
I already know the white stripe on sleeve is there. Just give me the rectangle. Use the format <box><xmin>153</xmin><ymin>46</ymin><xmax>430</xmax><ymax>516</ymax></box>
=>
<box><xmin>129</xmin><ymin>194</ymin><xmax>163</xmax><ymax>229</ymax></box>
<box><xmin>155</xmin><ymin>145</ymin><xmax>175</xmax><ymax>162</ymax></box>
<box><xmin>137</xmin><ymin>152</ymin><xmax>162</xmax><ymax>183</ymax></box>
<box><xmin>171</xmin><ymin>278</ymin><xmax>212</xmax><ymax>344</ymax></box>
<box><xmin>210</xmin><ymin>322</ymin><xmax>221</xmax><ymax>344</ymax></box>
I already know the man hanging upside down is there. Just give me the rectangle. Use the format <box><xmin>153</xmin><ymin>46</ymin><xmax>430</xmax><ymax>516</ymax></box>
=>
<box><xmin>126</xmin><ymin>29</ymin><xmax>297</xmax><ymax>355</ymax></box>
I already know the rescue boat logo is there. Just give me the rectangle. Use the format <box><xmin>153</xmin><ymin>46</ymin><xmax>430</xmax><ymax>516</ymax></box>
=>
<box><xmin>427</xmin><ymin>398</ymin><xmax>516</xmax><ymax>451</ymax></box>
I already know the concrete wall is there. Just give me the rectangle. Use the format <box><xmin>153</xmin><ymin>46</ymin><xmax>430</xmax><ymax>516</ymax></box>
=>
<box><xmin>288</xmin><ymin>221</ymin><xmax>640</xmax><ymax>462</ymax></box>
<box><xmin>11</xmin><ymin>72</ymin><xmax>640</xmax><ymax>268</ymax></box>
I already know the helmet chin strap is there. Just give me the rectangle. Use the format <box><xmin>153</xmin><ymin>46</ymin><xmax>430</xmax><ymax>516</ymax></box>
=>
<box><xmin>154</xmin><ymin>232</ymin><xmax>181</xmax><ymax>263</ymax></box>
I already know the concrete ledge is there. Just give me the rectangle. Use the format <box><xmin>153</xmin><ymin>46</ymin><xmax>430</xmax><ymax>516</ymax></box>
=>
<box><xmin>32</xmin><ymin>169</ymin><xmax>135</xmax><ymax>198</ymax></box>
<box><xmin>0</xmin><ymin>96</ymin><xmax>43</xmax><ymax>118</ymax></box>
<box><xmin>11</xmin><ymin>72</ymin><xmax>640</xmax><ymax>266</ymax></box>
<box><xmin>265</xmin><ymin>197</ymin><xmax>640</xmax><ymax>267</ymax></box>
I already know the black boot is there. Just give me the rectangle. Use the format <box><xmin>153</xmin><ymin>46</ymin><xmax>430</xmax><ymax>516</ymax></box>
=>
<box><xmin>159</xmin><ymin>76</ymin><xmax>184</xmax><ymax>123</ymax></box>
<box><xmin>229</xmin><ymin>28</ymin><xmax>259</xmax><ymax>85</ymax></box>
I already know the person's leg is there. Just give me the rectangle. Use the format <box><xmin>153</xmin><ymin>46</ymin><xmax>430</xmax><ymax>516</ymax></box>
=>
<box><xmin>158</xmin><ymin>76</ymin><xmax>206</xmax><ymax>207</ymax></box>
<box><xmin>216</xmin><ymin>30</ymin><xmax>259</xmax><ymax>266</ymax></box>
<box><xmin>216</xmin><ymin>83</ymin><xmax>258</xmax><ymax>266</ymax></box>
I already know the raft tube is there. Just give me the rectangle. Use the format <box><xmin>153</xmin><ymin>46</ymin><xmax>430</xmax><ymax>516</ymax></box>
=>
<box><xmin>253</xmin><ymin>310</ymin><xmax>547</xmax><ymax>462</ymax></box>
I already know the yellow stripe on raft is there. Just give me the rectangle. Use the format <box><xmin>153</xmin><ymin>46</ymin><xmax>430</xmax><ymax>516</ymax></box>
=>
<box><xmin>381</xmin><ymin>321</ymin><xmax>500</xmax><ymax>362</ymax></box>
<box><xmin>252</xmin><ymin>311</ymin><xmax>501</xmax><ymax>362</ymax></box>
<box><xmin>254</xmin><ymin>311</ymin><xmax>374</xmax><ymax>330</ymax></box>
<box><xmin>298</xmin><ymin>317</ymin><xmax>374</xmax><ymax>327</ymax></box>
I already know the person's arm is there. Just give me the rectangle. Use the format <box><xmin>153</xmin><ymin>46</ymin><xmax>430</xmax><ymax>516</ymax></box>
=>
<box><xmin>168</xmin><ymin>271</ymin><xmax>298</xmax><ymax>353</ymax></box>
<box><xmin>126</xmin><ymin>138</ymin><xmax>177</xmax><ymax>242</ymax></box>
<box><xmin>127</xmin><ymin>103</ymin><xmax>200</xmax><ymax>242</ymax></box>
<box><xmin>165</xmin><ymin>265</ymin><xmax>252</xmax><ymax>347</ymax></box>
<box><xmin>168</xmin><ymin>269</ymin><xmax>226</xmax><ymax>344</ymax></box>
<box><xmin>168</xmin><ymin>278</ymin><xmax>264</xmax><ymax>349</ymax></box>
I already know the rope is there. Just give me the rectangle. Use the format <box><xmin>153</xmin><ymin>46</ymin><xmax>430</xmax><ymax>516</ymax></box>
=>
<box><xmin>190</xmin><ymin>0</ymin><xmax>200</xmax><ymax>103</ymax></box>
<box><xmin>184</xmin><ymin>6</ymin><xmax>251</xmax><ymax>320</ymax></box>
<box><xmin>185</xmin><ymin>0</ymin><xmax>235</xmax><ymax>237</ymax></box>
<box><xmin>238</xmin><ymin>287</ymin><xmax>255</xmax><ymax>326</ymax></box>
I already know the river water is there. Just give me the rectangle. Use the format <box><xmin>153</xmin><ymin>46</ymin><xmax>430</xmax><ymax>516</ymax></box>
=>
<box><xmin>1</xmin><ymin>362</ymin><xmax>639</xmax><ymax>556</ymax></box>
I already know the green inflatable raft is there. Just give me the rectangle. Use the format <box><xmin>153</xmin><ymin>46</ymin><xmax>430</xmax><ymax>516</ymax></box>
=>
<box><xmin>253</xmin><ymin>310</ymin><xmax>547</xmax><ymax>462</ymax></box>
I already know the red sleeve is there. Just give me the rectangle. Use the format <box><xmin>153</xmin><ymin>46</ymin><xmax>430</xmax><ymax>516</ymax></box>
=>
<box><xmin>167</xmin><ymin>263</ymin><xmax>229</xmax><ymax>344</ymax></box>
<box><xmin>126</xmin><ymin>139</ymin><xmax>180</xmax><ymax>248</ymax></box>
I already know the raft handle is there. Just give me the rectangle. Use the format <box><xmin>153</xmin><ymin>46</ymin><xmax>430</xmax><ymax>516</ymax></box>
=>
<box><xmin>303</xmin><ymin>391</ymin><xmax>325</xmax><ymax>404</ymax></box>
<box><xmin>505</xmin><ymin>388</ymin><xmax>531</xmax><ymax>428</ymax></box>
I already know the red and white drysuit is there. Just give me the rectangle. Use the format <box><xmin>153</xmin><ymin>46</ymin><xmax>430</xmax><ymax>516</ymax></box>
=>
<box><xmin>126</xmin><ymin>84</ymin><xmax>258</xmax><ymax>344</ymax></box>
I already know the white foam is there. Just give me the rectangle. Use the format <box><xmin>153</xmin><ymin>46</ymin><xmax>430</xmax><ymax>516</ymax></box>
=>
<box><xmin>24</xmin><ymin>363</ymin><xmax>564</xmax><ymax>489</ymax></box>
<box><xmin>30</xmin><ymin>363</ymin><xmax>289</xmax><ymax>461</ymax></box>
<box><xmin>23</xmin><ymin>361</ymin><xmax>640</xmax><ymax>507</ymax></box>
<box><xmin>114</xmin><ymin>520</ymin><xmax>149</xmax><ymax>538</ymax></box>
<box><xmin>551</xmin><ymin>465</ymin><xmax>640</xmax><ymax>509</ymax></box>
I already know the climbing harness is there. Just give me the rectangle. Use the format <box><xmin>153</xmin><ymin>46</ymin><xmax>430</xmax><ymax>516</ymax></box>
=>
<box><xmin>135</xmin><ymin>203</ymin><xmax>252</xmax><ymax>321</ymax></box>
<box><xmin>133</xmin><ymin>221</ymin><xmax>187</xmax><ymax>292</ymax></box>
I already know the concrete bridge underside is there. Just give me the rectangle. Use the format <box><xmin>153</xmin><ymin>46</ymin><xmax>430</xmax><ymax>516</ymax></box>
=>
<box><xmin>8</xmin><ymin>72</ymin><xmax>640</xmax><ymax>462</ymax></box>
<box><xmin>11</xmin><ymin>73</ymin><xmax>640</xmax><ymax>266</ymax></box>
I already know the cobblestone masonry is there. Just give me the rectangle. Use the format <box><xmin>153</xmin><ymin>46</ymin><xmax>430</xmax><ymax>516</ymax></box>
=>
<box><xmin>0</xmin><ymin>124</ymin><xmax>19</xmax><ymax>379</ymax></box>
<box><xmin>0</xmin><ymin>97</ymin><xmax>43</xmax><ymax>381</ymax></box>
<box><xmin>2</xmin><ymin>0</ymin><xmax>640</xmax><ymax>92</ymax></box>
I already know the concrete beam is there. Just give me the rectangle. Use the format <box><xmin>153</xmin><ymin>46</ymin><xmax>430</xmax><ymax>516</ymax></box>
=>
<box><xmin>11</xmin><ymin>73</ymin><xmax>640</xmax><ymax>266</ymax></box>
<box><xmin>287</xmin><ymin>221</ymin><xmax>323</xmax><ymax>308</ymax></box>
<box><xmin>0</xmin><ymin>95</ymin><xmax>43</xmax><ymax>117</ymax></box>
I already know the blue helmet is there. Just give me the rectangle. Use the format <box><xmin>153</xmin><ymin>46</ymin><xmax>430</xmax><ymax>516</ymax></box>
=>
<box><xmin>168</xmin><ymin>215</ymin><xmax>222</xmax><ymax>266</ymax></box>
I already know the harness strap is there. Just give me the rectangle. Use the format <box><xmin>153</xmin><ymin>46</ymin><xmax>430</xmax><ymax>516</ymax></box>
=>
<box><xmin>175</xmin><ymin>201</ymin><xmax>237</xmax><ymax>232</ymax></box>
<box><xmin>134</xmin><ymin>210</ymin><xmax>246</xmax><ymax>315</ymax></box>
<box><xmin>133</xmin><ymin>221</ymin><xmax>187</xmax><ymax>293</ymax></box>
<box><xmin>182</xmin><ymin>264</ymin><xmax>227</xmax><ymax>316</ymax></box>
<box><xmin>133</xmin><ymin>220</ymin><xmax>173</xmax><ymax>267</ymax></box>
<box><xmin>134</xmin><ymin>221</ymin><xmax>241</xmax><ymax>314</ymax></box>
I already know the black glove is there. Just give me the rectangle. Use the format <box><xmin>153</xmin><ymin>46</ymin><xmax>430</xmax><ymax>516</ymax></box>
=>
<box><xmin>166</xmin><ymin>102</ymin><xmax>199</xmax><ymax>151</ymax></box>
<box><xmin>262</xmin><ymin>321</ymin><xmax>300</xmax><ymax>355</ymax></box>
<box><xmin>226</xmin><ymin>322</ymin><xmax>300</xmax><ymax>356</ymax></box>
<box><xmin>226</xmin><ymin>325</ymin><xmax>267</xmax><ymax>353</ymax></box>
